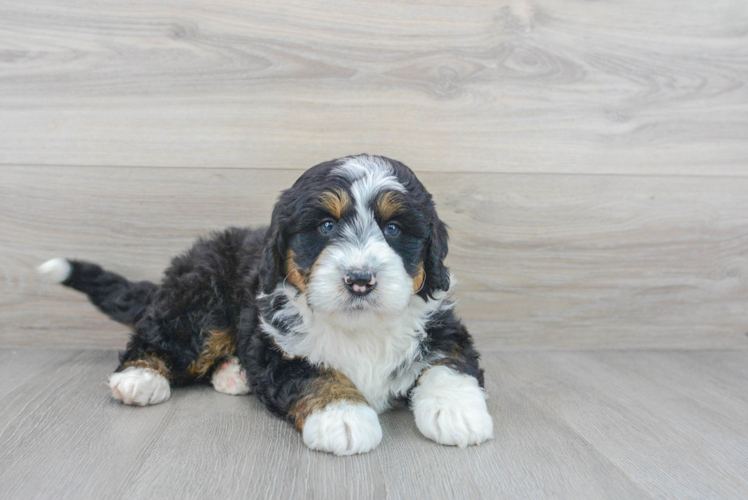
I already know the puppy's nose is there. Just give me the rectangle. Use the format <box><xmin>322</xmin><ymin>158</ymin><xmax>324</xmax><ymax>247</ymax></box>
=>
<box><xmin>343</xmin><ymin>271</ymin><xmax>377</xmax><ymax>295</ymax></box>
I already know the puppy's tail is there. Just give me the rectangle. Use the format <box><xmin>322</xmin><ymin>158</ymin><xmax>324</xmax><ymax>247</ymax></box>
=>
<box><xmin>37</xmin><ymin>258</ymin><xmax>158</xmax><ymax>326</ymax></box>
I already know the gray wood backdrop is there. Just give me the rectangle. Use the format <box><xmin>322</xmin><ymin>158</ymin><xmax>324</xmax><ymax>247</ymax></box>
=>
<box><xmin>2</xmin><ymin>0</ymin><xmax>747</xmax><ymax>351</ymax></box>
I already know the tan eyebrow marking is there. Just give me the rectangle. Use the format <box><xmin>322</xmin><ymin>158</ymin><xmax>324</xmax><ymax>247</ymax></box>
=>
<box><xmin>319</xmin><ymin>189</ymin><xmax>351</xmax><ymax>219</ymax></box>
<box><xmin>377</xmin><ymin>191</ymin><xmax>405</xmax><ymax>220</ymax></box>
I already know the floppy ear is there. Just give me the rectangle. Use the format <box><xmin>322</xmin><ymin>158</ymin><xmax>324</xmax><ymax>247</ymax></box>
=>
<box><xmin>421</xmin><ymin>216</ymin><xmax>450</xmax><ymax>298</ymax></box>
<box><xmin>259</xmin><ymin>206</ymin><xmax>288</xmax><ymax>295</ymax></box>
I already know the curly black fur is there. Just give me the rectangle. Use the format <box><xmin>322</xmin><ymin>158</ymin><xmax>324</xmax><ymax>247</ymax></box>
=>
<box><xmin>59</xmin><ymin>154</ymin><xmax>484</xmax><ymax>429</ymax></box>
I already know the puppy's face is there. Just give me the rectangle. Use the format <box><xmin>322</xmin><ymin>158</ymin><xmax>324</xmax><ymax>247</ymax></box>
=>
<box><xmin>261</xmin><ymin>155</ymin><xmax>449</xmax><ymax>317</ymax></box>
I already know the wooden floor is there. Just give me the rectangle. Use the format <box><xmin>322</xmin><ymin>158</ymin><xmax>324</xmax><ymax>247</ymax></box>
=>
<box><xmin>0</xmin><ymin>348</ymin><xmax>746</xmax><ymax>500</ymax></box>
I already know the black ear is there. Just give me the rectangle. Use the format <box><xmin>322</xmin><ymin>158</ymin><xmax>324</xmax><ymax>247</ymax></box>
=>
<box><xmin>421</xmin><ymin>215</ymin><xmax>450</xmax><ymax>298</ymax></box>
<box><xmin>259</xmin><ymin>205</ymin><xmax>288</xmax><ymax>295</ymax></box>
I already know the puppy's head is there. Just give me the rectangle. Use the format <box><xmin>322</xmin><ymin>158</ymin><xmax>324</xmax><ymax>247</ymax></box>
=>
<box><xmin>260</xmin><ymin>155</ymin><xmax>449</xmax><ymax>317</ymax></box>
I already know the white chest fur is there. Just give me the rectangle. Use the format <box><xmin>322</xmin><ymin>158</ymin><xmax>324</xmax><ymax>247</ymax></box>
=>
<box><xmin>260</xmin><ymin>286</ymin><xmax>448</xmax><ymax>413</ymax></box>
<box><xmin>293</xmin><ymin>315</ymin><xmax>426</xmax><ymax>413</ymax></box>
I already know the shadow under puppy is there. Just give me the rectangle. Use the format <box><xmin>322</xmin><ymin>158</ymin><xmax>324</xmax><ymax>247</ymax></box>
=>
<box><xmin>38</xmin><ymin>154</ymin><xmax>494</xmax><ymax>455</ymax></box>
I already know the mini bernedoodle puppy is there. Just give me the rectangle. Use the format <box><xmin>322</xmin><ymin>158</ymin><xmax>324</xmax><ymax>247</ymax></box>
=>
<box><xmin>38</xmin><ymin>154</ymin><xmax>493</xmax><ymax>455</ymax></box>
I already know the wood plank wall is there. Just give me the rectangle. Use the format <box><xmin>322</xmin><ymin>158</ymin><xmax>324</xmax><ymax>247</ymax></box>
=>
<box><xmin>1</xmin><ymin>0</ymin><xmax>747</xmax><ymax>350</ymax></box>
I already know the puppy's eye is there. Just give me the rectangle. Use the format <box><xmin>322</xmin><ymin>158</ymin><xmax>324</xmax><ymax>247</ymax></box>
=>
<box><xmin>384</xmin><ymin>223</ymin><xmax>401</xmax><ymax>237</ymax></box>
<box><xmin>319</xmin><ymin>220</ymin><xmax>336</xmax><ymax>235</ymax></box>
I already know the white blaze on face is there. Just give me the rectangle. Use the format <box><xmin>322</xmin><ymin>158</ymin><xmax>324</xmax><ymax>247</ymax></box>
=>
<box><xmin>306</xmin><ymin>156</ymin><xmax>412</xmax><ymax>317</ymax></box>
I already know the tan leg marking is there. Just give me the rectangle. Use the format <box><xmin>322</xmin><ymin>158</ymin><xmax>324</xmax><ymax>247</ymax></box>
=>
<box><xmin>188</xmin><ymin>329</ymin><xmax>235</xmax><ymax>378</ymax></box>
<box><xmin>121</xmin><ymin>354</ymin><xmax>170</xmax><ymax>379</ymax></box>
<box><xmin>290</xmin><ymin>369</ymin><xmax>369</xmax><ymax>431</ymax></box>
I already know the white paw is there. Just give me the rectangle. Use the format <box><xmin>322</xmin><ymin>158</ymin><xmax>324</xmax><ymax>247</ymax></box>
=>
<box><xmin>37</xmin><ymin>258</ymin><xmax>72</xmax><ymax>283</ymax></box>
<box><xmin>302</xmin><ymin>402</ymin><xmax>383</xmax><ymax>456</ymax></box>
<box><xmin>211</xmin><ymin>357</ymin><xmax>251</xmax><ymax>395</ymax></box>
<box><xmin>109</xmin><ymin>367</ymin><xmax>170</xmax><ymax>406</ymax></box>
<box><xmin>411</xmin><ymin>366</ymin><xmax>494</xmax><ymax>447</ymax></box>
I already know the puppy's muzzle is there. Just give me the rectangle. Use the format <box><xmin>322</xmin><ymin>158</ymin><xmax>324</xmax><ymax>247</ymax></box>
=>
<box><xmin>343</xmin><ymin>271</ymin><xmax>377</xmax><ymax>296</ymax></box>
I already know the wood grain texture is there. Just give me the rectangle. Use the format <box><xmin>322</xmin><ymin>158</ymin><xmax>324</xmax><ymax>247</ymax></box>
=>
<box><xmin>0</xmin><ymin>349</ymin><xmax>747</xmax><ymax>499</ymax></box>
<box><xmin>0</xmin><ymin>0</ymin><xmax>746</xmax><ymax>174</ymax></box>
<box><xmin>2</xmin><ymin>166</ymin><xmax>748</xmax><ymax>350</ymax></box>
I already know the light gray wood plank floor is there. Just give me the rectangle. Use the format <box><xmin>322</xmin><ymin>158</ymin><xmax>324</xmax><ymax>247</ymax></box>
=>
<box><xmin>1</xmin><ymin>348</ymin><xmax>747</xmax><ymax>499</ymax></box>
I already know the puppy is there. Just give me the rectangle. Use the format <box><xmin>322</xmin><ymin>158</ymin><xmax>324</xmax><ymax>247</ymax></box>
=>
<box><xmin>38</xmin><ymin>154</ymin><xmax>493</xmax><ymax>455</ymax></box>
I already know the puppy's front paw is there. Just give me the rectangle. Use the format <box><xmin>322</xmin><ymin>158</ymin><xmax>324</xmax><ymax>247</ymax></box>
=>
<box><xmin>411</xmin><ymin>366</ymin><xmax>494</xmax><ymax>447</ymax></box>
<box><xmin>302</xmin><ymin>402</ymin><xmax>382</xmax><ymax>456</ymax></box>
<box><xmin>109</xmin><ymin>367</ymin><xmax>170</xmax><ymax>406</ymax></box>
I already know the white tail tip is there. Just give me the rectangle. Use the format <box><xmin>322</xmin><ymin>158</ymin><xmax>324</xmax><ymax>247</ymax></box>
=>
<box><xmin>37</xmin><ymin>258</ymin><xmax>72</xmax><ymax>283</ymax></box>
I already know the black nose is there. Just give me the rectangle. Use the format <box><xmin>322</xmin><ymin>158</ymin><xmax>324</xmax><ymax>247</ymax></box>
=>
<box><xmin>343</xmin><ymin>271</ymin><xmax>377</xmax><ymax>295</ymax></box>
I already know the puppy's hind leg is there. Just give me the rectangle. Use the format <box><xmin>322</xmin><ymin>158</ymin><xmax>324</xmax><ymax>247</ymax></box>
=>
<box><xmin>211</xmin><ymin>357</ymin><xmax>251</xmax><ymax>395</ymax></box>
<box><xmin>185</xmin><ymin>329</ymin><xmax>250</xmax><ymax>395</ymax></box>
<box><xmin>109</xmin><ymin>354</ymin><xmax>171</xmax><ymax>406</ymax></box>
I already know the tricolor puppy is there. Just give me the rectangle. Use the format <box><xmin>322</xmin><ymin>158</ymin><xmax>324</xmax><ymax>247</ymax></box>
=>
<box><xmin>38</xmin><ymin>155</ymin><xmax>493</xmax><ymax>455</ymax></box>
